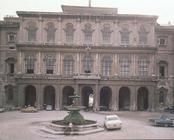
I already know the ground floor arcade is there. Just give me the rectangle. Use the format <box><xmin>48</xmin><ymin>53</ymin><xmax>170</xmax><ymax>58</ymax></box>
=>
<box><xmin>1</xmin><ymin>79</ymin><xmax>173</xmax><ymax>111</ymax></box>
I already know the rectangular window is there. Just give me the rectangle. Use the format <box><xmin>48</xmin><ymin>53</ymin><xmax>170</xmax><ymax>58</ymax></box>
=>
<box><xmin>158</xmin><ymin>37</ymin><xmax>167</xmax><ymax>47</ymax></box>
<box><xmin>66</xmin><ymin>32</ymin><xmax>73</xmax><ymax>43</ymax></box>
<box><xmin>45</xmin><ymin>58</ymin><xmax>55</xmax><ymax>74</ymax></box>
<box><xmin>10</xmin><ymin>63</ymin><xmax>14</xmax><ymax>74</ymax></box>
<box><xmin>85</xmin><ymin>32</ymin><xmax>92</xmax><ymax>44</ymax></box>
<box><xmin>120</xmin><ymin>59</ymin><xmax>130</xmax><ymax>76</ymax></box>
<box><xmin>121</xmin><ymin>33</ymin><xmax>129</xmax><ymax>45</ymax></box>
<box><xmin>7</xmin><ymin>33</ymin><xmax>16</xmax><ymax>43</ymax></box>
<box><xmin>159</xmin><ymin>66</ymin><xmax>165</xmax><ymax>78</ymax></box>
<box><xmin>102</xmin><ymin>32</ymin><xmax>111</xmax><ymax>44</ymax></box>
<box><xmin>28</xmin><ymin>29</ymin><xmax>36</xmax><ymax>41</ymax></box>
<box><xmin>25</xmin><ymin>57</ymin><xmax>35</xmax><ymax>74</ymax></box>
<box><xmin>138</xmin><ymin>59</ymin><xmax>148</xmax><ymax>76</ymax></box>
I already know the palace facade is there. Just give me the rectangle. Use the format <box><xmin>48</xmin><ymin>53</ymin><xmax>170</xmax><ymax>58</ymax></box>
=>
<box><xmin>0</xmin><ymin>5</ymin><xmax>174</xmax><ymax>111</ymax></box>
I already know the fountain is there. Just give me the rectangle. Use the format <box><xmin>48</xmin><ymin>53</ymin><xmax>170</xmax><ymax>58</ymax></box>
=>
<box><xmin>37</xmin><ymin>93</ymin><xmax>104</xmax><ymax>136</ymax></box>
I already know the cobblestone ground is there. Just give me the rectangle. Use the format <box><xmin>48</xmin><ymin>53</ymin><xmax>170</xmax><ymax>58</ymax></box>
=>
<box><xmin>0</xmin><ymin>110</ymin><xmax>174</xmax><ymax>140</ymax></box>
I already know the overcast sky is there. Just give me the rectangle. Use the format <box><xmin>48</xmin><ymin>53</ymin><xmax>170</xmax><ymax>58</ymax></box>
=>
<box><xmin>0</xmin><ymin>0</ymin><xmax>174</xmax><ymax>25</ymax></box>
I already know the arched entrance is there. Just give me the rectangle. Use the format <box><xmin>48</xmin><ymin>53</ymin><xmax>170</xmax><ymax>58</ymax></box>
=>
<box><xmin>44</xmin><ymin>86</ymin><xmax>55</xmax><ymax>109</ymax></box>
<box><xmin>25</xmin><ymin>85</ymin><xmax>36</xmax><ymax>106</ymax></box>
<box><xmin>62</xmin><ymin>86</ymin><xmax>74</xmax><ymax>106</ymax></box>
<box><xmin>81</xmin><ymin>86</ymin><xmax>93</xmax><ymax>109</ymax></box>
<box><xmin>119</xmin><ymin>87</ymin><xmax>130</xmax><ymax>111</ymax></box>
<box><xmin>137</xmin><ymin>87</ymin><xmax>148</xmax><ymax>111</ymax></box>
<box><xmin>100</xmin><ymin>87</ymin><xmax>112</xmax><ymax>111</ymax></box>
<box><xmin>5</xmin><ymin>85</ymin><xmax>14</xmax><ymax>104</ymax></box>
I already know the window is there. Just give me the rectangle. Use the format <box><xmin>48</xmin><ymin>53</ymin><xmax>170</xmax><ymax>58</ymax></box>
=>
<box><xmin>102</xmin><ymin>56</ymin><xmax>112</xmax><ymax>76</ymax></box>
<box><xmin>138</xmin><ymin>58</ymin><xmax>149</xmax><ymax>76</ymax></box>
<box><xmin>9</xmin><ymin>63</ymin><xmax>14</xmax><ymax>74</ymax></box>
<box><xmin>83</xmin><ymin>55</ymin><xmax>93</xmax><ymax>73</ymax></box>
<box><xmin>26</xmin><ymin>22</ymin><xmax>37</xmax><ymax>41</ymax></box>
<box><xmin>44</xmin><ymin>55</ymin><xmax>56</xmax><ymax>74</ymax></box>
<box><xmin>64</xmin><ymin>23</ymin><xmax>75</xmax><ymax>43</ymax></box>
<box><xmin>5</xmin><ymin>58</ymin><xmax>16</xmax><ymax>74</ymax></box>
<box><xmin>159</xmin><ymin>66</ymin><xmax>165</xmax><ymax>78</ymax></box>
<box><xmin>101</xmin><ymin>24</ymin><xmax>112</xmax><ymax>44</ymax></box>
<box><xmin>25</xmin><ymin>55</ymin><xmax>36</xmax><ymax>74</ymax></box>
<box><xmin>158</xmin><ymin>61</ymin><xmax>168</xmax><ymax>79</ymax></box>
<box><xmin>138</xmin><ymin>25</ymin><xmax>148</xmax><ymax>45</ymax></box>
<box><xmin>158</xmin><ymin>37</ymin><xmax>168</xmax><ymax>46</ymax></box>
<box><xmin>120</xmin><ymin>28</ymin><xmax>130</xmax><ymax>46</ymax></box>
<box><xmin>83</xmin><ymin>23</ymin><xmax>94</xmax><ymax>44</ymax></box>
<box><xmin>64</xmin><ymin>55</ymin><xmax>74</xmax><ymax>76</ymax></box>
<box><xmin>7</xmin><ymin>33</ymin><xmax>16</xmax><ymax>43</ymax></box>
<box><xmin>159</xmin><ymin>91</ymin><xmax>165</xmax><ymax>104</ymax></box>
<box><xmin>46</xmin><ymin>22</ymin><xmax>56</xmax><ymax>42</ymax></box>
<box><xmin>120</xmin><ymin>58</ymin><xmax>130</xmax><ymax>76</ymax></box>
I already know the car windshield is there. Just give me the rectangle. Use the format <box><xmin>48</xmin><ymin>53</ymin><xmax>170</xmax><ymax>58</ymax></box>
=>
<box><xmin>107</xmin><ymin>116</ymin><xmax>118</xmax><ymax>121</ymax></box>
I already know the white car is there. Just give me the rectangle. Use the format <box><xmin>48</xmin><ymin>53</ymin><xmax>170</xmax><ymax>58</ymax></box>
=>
<box><xmin>104</xmin><ymin>115</ymin><xmax>122</xmax><ymax>130</ymax></box>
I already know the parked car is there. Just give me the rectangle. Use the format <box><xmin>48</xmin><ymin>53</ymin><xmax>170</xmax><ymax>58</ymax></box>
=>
<box><xmin>149</xmin><ymin>115</ymin><xmax>174</xmax><ymax>127</ymax></box>
<box><xmin>46</xmin><ymin>105</ymin><xmax>53</xmax><ymax>111</ymax></box>
<box><xmin>164</xmin><ymin>106</ymin><xmax>174</xmax><ymax>114</ymax></box>
<box><xmin>104</xmin><ymin>115</ymin><xmax>122</xmax><ymax>130</ymax></box>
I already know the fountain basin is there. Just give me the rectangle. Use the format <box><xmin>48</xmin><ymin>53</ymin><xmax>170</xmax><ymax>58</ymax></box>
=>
<box><xmin>39</xmin><ymin>120</ymin><xmax>104</xmax><ymax>135</ymax></box>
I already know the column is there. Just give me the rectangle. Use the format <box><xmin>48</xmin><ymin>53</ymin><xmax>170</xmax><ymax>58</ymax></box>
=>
<box><xmin>115</xmin><ymin>86</ymin><xmax>119</xmax><ymax>111</ymax></box>
<box><xmin>17</xmin><ymin>51</ymin><xmax>22</xmax><ymax>74</ymax></box>
<box><xmin>55</xmin><ymin>85</ymin><xmax>60</xmax><ymax>110</ymax></box>
<box><xmin>94</xmin><ymin>84</ymin><xmax>99</xmax><ymax>111</ymax></box>
<box><xmin>95</xmin><ymin>18</ymin><xmax>100</xmax><ymax>46</ymax></box>
<box><xmin>130</xmin><ymin>86</ymin><xmax>137</xmax><ymax>111</ymax></box>
<box><xmin>148</xmin><ymin>86</ymin><xmax>155</xmax><ymax>111</ymax></box>
<box><xmin>36</xmin><ymin>84</ymin><xmax>41</xmax><ymax>109</ymax></box>
<box><xmin>76</xmin><ymin>18</ymin><xmax>81</xmax><ymax>45</ymax></box>
<box><xmin>18</xmin><ymin>85</ymin><xmax>25</xmax><ymax>107</ymax></box>
<box><xmin>38</xmin><ymin>16</ymin><xmax>43</xmax><ymax>43</ymax></box>
<box><xmin>57</xmin><ymin>17</ymin><xmax>62</xmax><ymax>45</ymax></box>
<box><xmin>111</xmin><ymin>86</ymin><xmax>117</xmax><ymax>111</ymax></box>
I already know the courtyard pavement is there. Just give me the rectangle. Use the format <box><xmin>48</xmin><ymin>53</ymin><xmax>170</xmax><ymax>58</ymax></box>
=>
<box><xmin>0</xmin><ymin>110</ymin><xmax>174</xmax><ymax>140</ymax></box>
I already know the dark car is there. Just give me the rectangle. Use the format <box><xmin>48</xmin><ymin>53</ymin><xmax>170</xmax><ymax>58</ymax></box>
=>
<box><xmin>149</xmin><ymin>115</ymin><xmax>174</xmax><ymax>127</ymax></box>
<box><xmin>164</xmin><ymin>106</ymin><xmax>174</xmax><ymax>114</ymax></box>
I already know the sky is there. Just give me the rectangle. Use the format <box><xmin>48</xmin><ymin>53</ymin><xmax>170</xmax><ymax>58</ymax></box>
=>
<box><xmin>0</xmin><ymin>0</ymin><xmax>174</xmax><ymax>25</ymax></box>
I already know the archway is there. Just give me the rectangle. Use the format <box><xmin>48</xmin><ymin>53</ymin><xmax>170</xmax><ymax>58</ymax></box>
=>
<box><xmin>44</xmin><ymin>86</ymin><xmax>55</xmax><ymax>109</ymax></box>
<box><xmin>100</xmin><ymin>87</ymin><xmax>112</xmax><ymax>111</ymax></box>
<box><xmin>81</xmin><ymin>86</ymin><xmax>93</xmax><ymax>108</ymax></box>
<box><xmin>25</xmin><ymin>85</ymin><xmax>36</xmax><ymax>106</ymax></box>
<box><xmin>62</xmin><ymin>86</ymin><xmax>74</xmax><ymax>106</ymax></box>
<box><xmin>119</xmin><ymin>87</ymin><xmax>130</xmax><ymax>111</ymax></box>
<box><xmin>137</xmin><ymin>87</ymin><xmax>148</xmax><ymax>111</ymax></box>
<box><xmin>5</xmin><ymin>85</ymin><xmax>14</xmax><ymax>104</ymax></box>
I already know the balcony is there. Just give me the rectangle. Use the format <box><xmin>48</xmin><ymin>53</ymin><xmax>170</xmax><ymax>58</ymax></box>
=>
<box><xmin>73</xmin><ymin>73</ymin><xmax>101</xmax><ymax>80</ymax></box>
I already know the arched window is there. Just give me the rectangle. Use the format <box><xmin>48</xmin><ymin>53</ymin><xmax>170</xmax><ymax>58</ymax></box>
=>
<box><xmin>119</xmin><ymin>57</ymin><xmax>131</xmax><ymax>76</ymax></box>
<box><xmin>101</xmin><ymin>24</ymin><xmax>112</xmax><ymax>44</ymax></box>
<box><xmin>138</xmin><ymin>25</ymin><xmax>148</xmax><ymax>45</ymax></box>
<box><xmin>64</xmin><ymin>23</ymin><xmax>75</xmax><ymax>43</ymax></box>
<box><xmin>26</xmin><ymin>21</ymin><xmax>37</xmax><ymax>41</ymax></box>
<box><xmin>44</xmin><ymin>55</ymin><xmax>56</xmax><ymax>74</ymax></box>
<box><xmin>46</xmin><ymin>22</ymin><xmax>56</xmax><ymax>42</ymax></box>
<box><xmin>83</xmin><ymin>55</ymin><xmax>93</xmax><ymax>73</ymax></box>
<box><xmin>25</xmin><ymin>55</ymin><xmax>36</xmax><ymax>74</ymax></box>
<box><xmin>120</xmin><ymin>27</ymin><xmax>130</xmax><ymax>46</ymax></box>
<box><xmin>83</xmin><ymin>23</ymin><xmax>94</xmax><ymax>44</ymax></box>
<box><xmin>138</xmin><ymin>58</ymin><xmax>149</xmax><ymax>76</ymax></box>
<box><xmin>102</xmin><ymin>56</ymin><xmax>112</xmax><ymax>76</ymax></box>
<box><xmin>64</xmin><ymin>55</ymin><xmax>74</xmax><ymax>76</ymax></box>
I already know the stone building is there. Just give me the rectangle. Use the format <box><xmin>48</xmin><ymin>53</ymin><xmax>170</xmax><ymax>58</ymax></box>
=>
<box><xmin>0</xmin><ymin>5</ymin><xmax>174</xmax><ymax>111</ymax></box>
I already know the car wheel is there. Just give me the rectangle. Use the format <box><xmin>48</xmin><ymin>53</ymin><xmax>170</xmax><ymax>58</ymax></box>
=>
<box><xmin>164</xmin><ymin>124</ymin><xmax>168</xmax><ymax>127</ymax></box>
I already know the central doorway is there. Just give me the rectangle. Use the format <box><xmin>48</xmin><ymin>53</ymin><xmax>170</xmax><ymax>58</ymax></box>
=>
<box><xmin>119</xmin><ymin>87</ymin><xmax>130</xmax><ymax>111</ymax></box>
<box><xmin>43</xmin><ymin>86</ymin><xmax>55</xmax><ymax>110</ymax></box>
<box><xmin>81</xmin><ymin>86</ymin><xmax>93</xmax><ymax>109</ymax></box>
<box><xmin>100</xmin><ymin>87</ymin><xmax>112</xmax><ymax>111</ymax></box>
